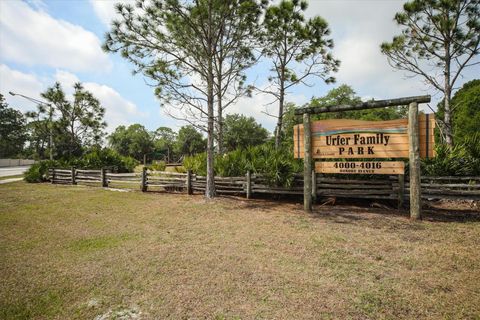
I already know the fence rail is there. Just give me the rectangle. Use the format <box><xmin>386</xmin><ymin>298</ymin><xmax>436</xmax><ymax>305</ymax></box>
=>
<box><xmin>47</xmin><ymin>168</ymin><xmax>480</xmax><ymax>202</ymax></box>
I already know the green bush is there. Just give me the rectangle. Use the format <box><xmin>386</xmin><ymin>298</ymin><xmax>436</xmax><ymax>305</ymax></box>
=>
<box><xmin>147</xmin><ymin>161</ymin><xmax>166</xmax><ymax>171</ymax></box>
<box><xmin>24</xmin><ymin>148</ymin><xmax>139</xmax><ymax>183</ymax></box>
<box><xmin>24</xmin><ymin>160</ymin><xmax>60</xmax><ymax>183</ymax></box>
<box><xmin>79</xmin><ymin>148</ymin><xmax>138</xmax><ymax>172</ymax></box>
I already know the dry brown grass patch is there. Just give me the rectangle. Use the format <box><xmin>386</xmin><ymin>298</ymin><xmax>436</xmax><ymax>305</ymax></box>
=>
<box><xmin>1</xmin><ymin>182</ymin><xmax>479</xmax><ymax>319</ymax></box>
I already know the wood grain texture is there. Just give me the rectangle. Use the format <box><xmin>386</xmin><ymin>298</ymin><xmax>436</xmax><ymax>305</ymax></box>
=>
<box><xmin>303</xmin><ymin>113</ymin><xmax>312</xmax><ymax>212</ymax></box>
<box><xmin>293</xmin><ymin>114</ymin><xmax>435</xmax><ymax>159</ymax></box>
<box><xmin>295</xmin><ymin>95</ymin><xmax>431</xmax><ymax>115</ymax></box>
<box><xmin>409</xmin><ymin>102</ymin><xmax>422</xmax><ymax>220</ymax></box>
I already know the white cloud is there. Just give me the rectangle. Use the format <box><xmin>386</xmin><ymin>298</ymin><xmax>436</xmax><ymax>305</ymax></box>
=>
<box><xmin>228</xmin><ymin>84</ymin><xmax>308</xmax><ymax>132</ymax></box>
<box><xmin>89</xmin><ymin>0</ymin><xmax>136</xmax><ymax>27</ymax></box>
<box><xmin>334</xmin><ymin>34</ymin><xmax>420</xmax><ymax>97</ymax></box>
<box><xmin>0</xmin><ymin>65</ymin><xmax>142</xmax><ymax>131</ymax></box>
<box><xmin>85</xmin><ymin>82</ymin><xmax>143</xmax><ymax>130</ymax></box>
<box><xmin>0</xmin><ymin>1</ymin><xmax>112</xmax><ymax>72</ymax></box>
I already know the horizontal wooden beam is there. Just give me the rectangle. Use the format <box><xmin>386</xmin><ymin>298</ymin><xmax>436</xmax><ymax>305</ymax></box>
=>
<box><xmin>294</xmin><ymin>95</ymin><xmax>431</xmax><ymax>115</ymax></box>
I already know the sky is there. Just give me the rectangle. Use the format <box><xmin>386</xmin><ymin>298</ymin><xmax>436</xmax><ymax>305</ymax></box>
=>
<box><xmin>1</xmin><ymin>0</ymin><xmax>478</xmax><ymax>134</ymax></box>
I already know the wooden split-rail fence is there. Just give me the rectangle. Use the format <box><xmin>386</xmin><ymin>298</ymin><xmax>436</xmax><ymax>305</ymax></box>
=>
<box><xmin>48</xmin><ymin>168</ymin><xmax>480</xmax><ymax>204</ymax></box>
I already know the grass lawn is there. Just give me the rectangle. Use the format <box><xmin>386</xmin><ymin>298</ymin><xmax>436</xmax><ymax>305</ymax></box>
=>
<box><xmin>1</xmin><ymin>182</ymin><xmax>479</xmax><ymax>319</ymax></box>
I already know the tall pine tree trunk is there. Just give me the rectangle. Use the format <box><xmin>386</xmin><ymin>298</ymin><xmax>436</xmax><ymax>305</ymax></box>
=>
<box><xmin>443</xmin><ymin>87</ymin><xmax>453</xmax><ymax>146</ymax></box>
<box><xmin>443</xmin><ymin>49</ymin><xmax>453</xmax><ymax>146</ymax></box>
<box><xmin>216</xmin><ymin>70</ymin><xmax>224</xmax><ymax>155</ymax></box>
<box><xmin>206</xmin><ymin>88</ymin><xmax>216</xmax><ymax>198</ymax></box>
<box><xmin>205</xmin><ymin>0</ymin><xmax>216</xmax><ymax>199</ymax></box>
<box><xmin>274</xmin><ymin>76</ymin><xmax>285</xmax><ymax>149</ymax></box>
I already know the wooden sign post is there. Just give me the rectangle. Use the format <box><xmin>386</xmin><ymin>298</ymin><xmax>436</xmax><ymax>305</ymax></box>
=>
<box><xmin>408</xmin><ymin>102</ymin><xmax>421</xmax><ymax>219</ymax></box>
<box><xmin>295</xmin><ymin>95</ymin><xmax>432</xmax><ymax>219</ymax></box>
<box><xmin>303</xmin><ymin>113</ymin><xmax>312</xmax><ymax>212</ymax></box>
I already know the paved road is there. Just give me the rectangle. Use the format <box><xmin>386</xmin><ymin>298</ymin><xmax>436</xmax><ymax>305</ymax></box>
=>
<box><xmin>0</xmin><ymin>177</ymin><xmax>23</xmax><ymax>185</ymax></box>
<box><xmin>0</xmin><ymin>166</ymin><xmax>30</xmax><ymax>177</ymax></box>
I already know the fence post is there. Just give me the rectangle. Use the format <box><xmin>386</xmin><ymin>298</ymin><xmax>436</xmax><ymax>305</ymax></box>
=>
<box><xmin>311</xmin><ymin>169</ymin><xmax>317</xmax><ymax>203</ymax></box>
<box><xmin>71</xmin><ymin>167</ymin><xmax>76</xmax><ymax>185</ymax></box>
<box><xmin>397</xmin><ymin>174</ymin><xmax>405</xmax><ymax>209</ymax></box>
<box><xmin>101</xmin><ymin>168</ymin><xmax>108</xmax><ymax>188</ymax></box>
<box><xmin>246</xmin><ymin>170</ymin><xmax>252</xmax><ymax>199</ymax></box>
<box><xmin>186</xmin><ymin>170</ymin><xmax>193</xmax><ymax>195</ymax></box>
<box><xmin>51</xmin><ymin>168</ymin><xmax>55</xmax><ymax>184</ymax></box>
<box><xmin>141</xmin><ymin>166</ymin><xmax>147</xmax><ymax>192</ymax></box>
<box><xmin>408</xmin><ymin>102</ymin><xmax>421</xmax><ymax>220</ymax></box>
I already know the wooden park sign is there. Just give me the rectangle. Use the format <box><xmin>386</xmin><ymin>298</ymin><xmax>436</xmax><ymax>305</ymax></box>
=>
<box><xmin>293</xmin><ymin>95</ymin><xmax>433</xmax><ymax>220</ymax></box>
<box><xmin>293</xmin><ymin>114</ymin><xmax>435</xmax><ymax>159</ymax></box>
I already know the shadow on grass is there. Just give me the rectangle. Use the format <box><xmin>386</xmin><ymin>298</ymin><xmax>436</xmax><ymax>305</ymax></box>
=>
<box><xmin>214</xmin><ymin>193</ymin><xmax>480</xmax><ymax>225</ymax></box>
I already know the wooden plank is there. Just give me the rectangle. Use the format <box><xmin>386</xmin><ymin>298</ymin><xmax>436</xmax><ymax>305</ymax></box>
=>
<box><xmin>316</xmin><ymin>177</ymin><xmax>392</xmax><ymax>185</ymax></box>
<box><xmin>107</xmin><ymin>173</ymin><xmax>139</xmax><ymax>178</ymax></box>
<box><xmin>294</xmin><ymin>114</ymin><xmax>434</xmax><ymax>132</ymax></box>
<box><xmin>318</xmin><ymin>189</ymin><xmax>395</xmax><ymax>195</ymax></box>
<box><xmin>75</xmin><ymin>176</ymin><xmax>101</xmax><ymax>181</ymax></box>
<box><xmin>76</xmin><ymin>169</ymin><xmax>101</xmax><ymax>174</ymax></box>
<box><xmin>147</xmin><ymin>177</ymin><xmax>186</xmax><ymax>183</ymax></box>
<box><xmin>404</xmin><ymin>183</ymin><xmax>480</xmax><ymax>188</ymax></box>
<box><xmin>294</xmin><ymin>95</ymin><xmax>431</xmax><ymax>115</ymax></box>
<box><xmin>316</xmin><ymin>183</ymin><xmax>396</xmax><ymax>190</ymax></box>
<box><xmin>53</xmin><ymin>169</ymin><xmax>71</xmax><ymax>173</ymax></box>
<box><xmin>253</xmin><ymin>185</ymin><xmax>303</xmax><ymax>190</ymax></box>
<box><xmin>319</xmin><ymin>194</ymin><xmax>397</xmax><ymax>200</ymax></box>
<box><xmin>315</xmin><ymin>161</ymin><xmax>404</xmax><ymax>175</ymax></box>
<box><xmin>108</xmin><ymin>179</ymin><xmax>140</xmax><ymax>184</ymax></box>
<box><xmin>421</xmin><ymin>176</ymin><xmax>480</xmax><ymax>181</ymax></box>
<box><xmin>253</xmin><ymin>189</ymin><xmax>304</xmax><ymax>195</ymax></box>
<box><xmin>420</xmin><ymin>194</ymin><xmax>480</xmax><ymax>200</ymax></box>
<box><xmin>148</xmin><ymin>171</ymin><xmax>187</xmax><ymax>176</ymax></box>
<box><xmin>407</xmin><ymin>189</ymin><xmax>480</xmax><ymax>196</ymax></box>
<box><xmin>293</xmin><ymin>114</ymin><xmax>435</xmax><ymax>159</ymax></box>
<box><xmin>147</xmin><ymin>183</ymin><xmax>185</xmax><ymax>187</ymax></box>
<box><xmin>398</xmin><ymin>174</ymin><xmax>405</xmax><ymax>209</ymax></box>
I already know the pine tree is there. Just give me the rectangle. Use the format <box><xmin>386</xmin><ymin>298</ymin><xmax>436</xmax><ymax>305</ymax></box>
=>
<box><xmin>381</xmin><ymin>0</ymin><xmax>480</xmax><ymax>145</ymax></box>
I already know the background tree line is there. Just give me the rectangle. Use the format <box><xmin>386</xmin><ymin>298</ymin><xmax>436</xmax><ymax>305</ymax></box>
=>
<box><xmin>2</xmin><ymin>80</ymin><xmax>479</xmax><ymax>184</ymax></box>
<box><xmin>2</xmin><ymin>79</ymin><xmax>479</xmax><ymax>162</ymax></box>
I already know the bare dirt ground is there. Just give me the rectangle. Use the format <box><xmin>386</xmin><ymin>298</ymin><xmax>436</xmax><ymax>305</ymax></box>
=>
<box><xmin>1</xmin><ymin>182</ymin><xmax>479</xmax><ymax>319</ymax></box>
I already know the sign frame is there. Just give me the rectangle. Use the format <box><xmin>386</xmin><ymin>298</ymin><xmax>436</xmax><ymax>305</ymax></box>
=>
<box><xmin>294</xmin><ymin>94</ymin><xmax>432</xmax><ymax>220</ymax></box>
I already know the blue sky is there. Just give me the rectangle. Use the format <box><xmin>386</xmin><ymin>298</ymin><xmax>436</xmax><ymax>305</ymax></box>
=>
<box><xmin>1</xmin><ymin>0</ymin><xmax>478</xmax><ymax>134</ymax></box>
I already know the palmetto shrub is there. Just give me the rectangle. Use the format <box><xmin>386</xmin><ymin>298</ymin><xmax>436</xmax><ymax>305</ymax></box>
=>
<box><xmin>183</xmin><ymin>144</ymin><xmax>303</xmax><ymax>187</ymax></box>
<box><xmin>422</xmin><ymin>133</ymin><xmax>480</xmax><ymax>176</ymax></box>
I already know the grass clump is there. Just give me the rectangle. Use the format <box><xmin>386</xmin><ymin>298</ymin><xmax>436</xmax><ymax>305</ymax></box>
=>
<box><xmin>68</xmin><ymin>234</ymin><xmax>134</xmax><ymax>253</ymax></box>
